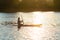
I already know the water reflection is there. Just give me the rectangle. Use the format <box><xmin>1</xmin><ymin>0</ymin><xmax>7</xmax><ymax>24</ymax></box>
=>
<box><xmin>32</xmin><ymin>12</ymin><xmax>55</xmax><ymax>24</ymax></box>
<box><xmin>0</xmin><ymin>12</ymin><xmax>60</xmax><ymax>40</ymax></box>
<box><xmin>18</xmin><ymin>11</ymin><xmax>59</xmax><ymax>40</ymax></box>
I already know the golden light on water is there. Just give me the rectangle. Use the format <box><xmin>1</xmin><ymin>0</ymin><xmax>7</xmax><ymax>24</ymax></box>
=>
<box><xmin>17</xmin><ymin>11</ymin><xmax>57</xmax><ymax>40</ymax></box>
<box><xmin>32</xmin><ymin>11</ymin><xmax>55</xmax><ymax>25</ymax></box>
<box><xmin>0</xmin><ymin>12</ymin><xmax>58</xmax><ymax>40</ymax></box>
<box><xmin>28</xmin><ymin>12</ymin><xmax>56</xmax><ymax>40</ymax></box>
<box><xmin>32</xmin><ymin>12</ymin><xmax>43</xmax><ymax>24</ymax></box>
<box><xmin>17</xmin><ymin>11</ymin><xmax>55</xmax><ymax>25</ymax></box>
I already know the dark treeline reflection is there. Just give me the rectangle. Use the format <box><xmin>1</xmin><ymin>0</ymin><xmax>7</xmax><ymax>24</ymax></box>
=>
<box><xmin>0</xmin><ymin>0</ymin><xmax>60</xmax><ymax>12</ymax></box>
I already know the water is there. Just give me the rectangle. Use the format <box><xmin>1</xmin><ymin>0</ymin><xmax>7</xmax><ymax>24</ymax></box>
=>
<box><xmin>0</xmin><ymin>12</ymin><xmax>60</xmax><ymax>40</ymax></box>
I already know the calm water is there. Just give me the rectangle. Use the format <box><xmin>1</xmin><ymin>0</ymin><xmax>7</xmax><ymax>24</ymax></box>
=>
<box><xmin>0</xmin><ymin>12</ymin><xmax>60</xmax><ymax>40</ymax></box>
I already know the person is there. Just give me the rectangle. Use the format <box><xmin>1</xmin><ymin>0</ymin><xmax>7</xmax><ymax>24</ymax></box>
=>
<box><xmin>17</xmin><ymin>17</ymin><xmax>23</xmax><ymax>31</ymax></box>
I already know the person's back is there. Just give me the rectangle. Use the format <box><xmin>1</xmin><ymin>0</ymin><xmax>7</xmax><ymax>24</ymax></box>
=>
<box><xmin>17</xmin><ymin>17</ymin><xmax>24</xmax><ymax>31</ymax></box>
<box><xmin>17</xmin><ymin>17</ymin><xmax>21</xmax><ymax>31</ymax></box>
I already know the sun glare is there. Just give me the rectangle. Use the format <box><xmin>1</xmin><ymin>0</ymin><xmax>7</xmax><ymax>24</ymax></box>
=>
<box><xmin>32</xmin><ymin>11</ymin><xmax>54</xmax><ymax>25</ymax></box>
<box><xmin>17</xmin><ymin>11</ymin><xmax>55</xmax><ymax>25</ymax></box>
<box><xmin>32</xmin><ymin>12</ymin><xmax>43</xmax><ymax>24</ymax></box>
<box><xmin>17</xmin><ymin>11</ymin><xmax>56</xmax><ymax>40</ymax></box>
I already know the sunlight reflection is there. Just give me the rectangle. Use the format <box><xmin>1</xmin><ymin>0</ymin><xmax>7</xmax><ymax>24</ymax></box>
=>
<box><xmin>32</xmin><ymin>12</ymin><xmax>43</xmax><ymax>24</ymax></box>
<box><xmin>32</xmin><ymin>11</ymin><xmax>55</xmax><ymax>25</ymax></box>
<box><xmin>27</xmin><ymin>11</ymin><xmax>56</xmax><ymax>40</ymax></box>
<box><xmin>17</xmin><ymin>11</ymin><xmax>57</xmax><ymax>40</ymax></box>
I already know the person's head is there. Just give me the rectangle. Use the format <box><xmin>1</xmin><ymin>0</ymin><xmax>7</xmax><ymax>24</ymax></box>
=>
<box><xmin>18</xmin><ymin>17</ymin><xmax>20</xmax><ymax>19</ymax></box>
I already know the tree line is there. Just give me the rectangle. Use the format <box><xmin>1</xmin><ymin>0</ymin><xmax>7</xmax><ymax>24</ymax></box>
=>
<box><xmin>0</xmin><ymin>0</ymin><xmax>60</xmax><ymax>12</ymax></box>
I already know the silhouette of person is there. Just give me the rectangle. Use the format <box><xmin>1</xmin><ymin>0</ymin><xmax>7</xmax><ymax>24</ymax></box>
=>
<box><xmin>17</xmin><ymin>17</ymin><xmax>22</xmax><ymax>31</ymax></box>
